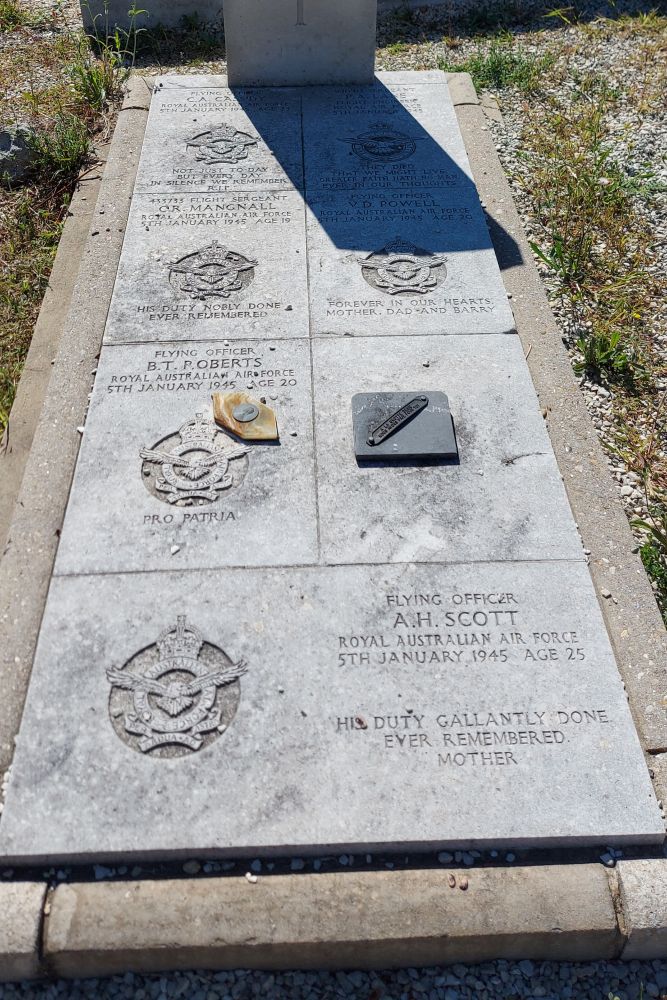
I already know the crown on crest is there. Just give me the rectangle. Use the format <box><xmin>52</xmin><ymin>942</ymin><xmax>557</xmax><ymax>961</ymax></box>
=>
<box><xmin>198</xmin><ymin>241</ymin><xmax>232</xmax><ymax>265</ymax></box>
<box><xmin>178</xmin><ymin>413</ymin><xmax>218</xmax><ymax>447</ymax></box>
<box><xmin>157</xmin><ymin>616</ymin><xmax>203</xmax><ymax>660</ymax></box>
<box><xmin>380</xmin><ymin>238</ymin><xmax>420</xmax><ymax>257</ymax></box>
<box><xmin>367</xmin><ymin>121</ymin><xmax>398</xmax><ymax>134</ymax></box>
<box><xmin>211</xmin><ymin>124</ymin><xmax>242</xmax><ymax>141</ymax></box>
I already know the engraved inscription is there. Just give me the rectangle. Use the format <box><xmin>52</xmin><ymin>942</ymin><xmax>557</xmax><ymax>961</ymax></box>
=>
<box><xmin>360</xmin><ymin>239</ymin><xmax>447</xmax><ymax>296</ymax></box>
<box><xmin>107</xmin><ymin>616</ymin><xmax>247</xmax><ymax>757</ymax></box>
<box><xmin>169</xmin><ymin>242</ymin><xmax>257</xmax><ymax>301</ymax></box>
<box><xmin>367</xmin><ymin>395</ymin><xmax>428</xmax><ymax>446</ymax></box>
<box><xmin>186</xmin><ymin>124</ymin><xmax>258</xmax><ymax>165</ymax></box>
<box><xmin>342</xmin><ymin>123</ymin><xmax>419</xmax><ymax>163</ymax></box>
<box><xmin>104</xmin><ymin>345</ymin><xmax>299</xmax><ymax>395</ymax></box>
<box><xmin>139</xmin><ymin>194</ymin><xmax>296</xmax><ymax>231</ymax></box>
<box><xmin>140</xmin><ymin>412</ymin><xmax>249</xmax><ymax>506</ymax></box>
<box><xmin>333</xmin><ymin>589</ymin><xmax>610</xmax><ymax>770</ymax></box>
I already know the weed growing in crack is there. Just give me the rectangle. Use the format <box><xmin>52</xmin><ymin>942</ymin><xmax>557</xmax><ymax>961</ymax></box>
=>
<box><xmin>71</xmin><ymin>2</ymin><xmax>145</xmax><ymax>111</ymax></box>
<box><xmin>639</xmin><ymin>535</ymin><xmax>667</xmax><ymax>620</ymax></box>
<box><xmin>29</xmin><ymin>112</ymin><xmax>92</xmax><ymax>180</ymax></box>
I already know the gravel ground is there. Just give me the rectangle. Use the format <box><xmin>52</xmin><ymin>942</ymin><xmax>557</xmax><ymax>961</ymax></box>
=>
<box><xmin>485</xmin><ymin>24</ymin><xmax>667</xmax><ymax>538</ymax></box>
<box><xmin>1</xmin><ymin>960</ymin><xmax>667</xmax><ymax>1000</ymax></box>
<box><xmin>373</xmin><ymin>3</ymin><xmax>667</xmax><ymax>561</ymax></box>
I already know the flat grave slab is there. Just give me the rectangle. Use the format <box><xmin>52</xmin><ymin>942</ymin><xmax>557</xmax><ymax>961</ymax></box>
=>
<box><xmin>135</xmin><ymin>85</ymin><xmax>303</xmax><ymax>194</ymax></box>
<box><xmin>314</xmin><ymin>335</ymin><xmax>583</xmax><ymax>564</ymax></box>
<box><xmin>0</xmin><ymin>561</ymin><xmax>661</xmax><ymax>862</ymax></box>
<box><xmin>54</xmin><ymin>340</ymin><xmax>316</xmax><ymax>576</ymax></box>
<box><xmin>306</xmin><ymin>188</ymin><xmax>515</xmax><ymax>337</ymax></box>
<box><xmin>2</xmin><ymin>72</ymin><xmax>662</xmax><ymax>864</ymax></box>
<box><xmin>104</xmin><ymin>191</ymin><xmax>308</xmax><ymax>345</ymax></box>
<box><xmin>302</xmin><ymin>78</ymin><xmax>472</xmax><ymax>192</ymax></box>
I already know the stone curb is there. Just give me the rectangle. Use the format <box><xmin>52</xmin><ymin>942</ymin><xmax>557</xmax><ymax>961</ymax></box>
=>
<box><xmin>0</xmin><ymin>147</ymin><xmax>108</xmax><ymax>554</ymax></box>
<box><xmin>41</xmin><ymin>866</ymin><xmax>621</xmax><ymax>978</ymax></box>
<box><xmin>0</xmin><ymin>77</ymin><xmax>151</xmax><ymax>777</ymax></box>
<box><xmin>0</xmin><ymin>882</ymin><xmax>47</xmax><ymax>983</ymax></box>
<box><xmin>4</xmin><ymin>860</ymin><xmax>667</xmax><ymax>981</ymax></box>
<box><xmin>617</xmin><ymin>859</ymin><xmax>667</xmax><ymax>958</ymax></box>
<box><xmin>1</xmin><ymin>73</ymin><xmax>667</xmax><ymax>981</ymax></box>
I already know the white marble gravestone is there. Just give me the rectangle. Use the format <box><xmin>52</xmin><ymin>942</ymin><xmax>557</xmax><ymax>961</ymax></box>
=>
<box><xmin>224</xmin><ymin>0</ymin><xmax>377</xmax><ymax>86</ymax></box>
<box><xmin>0</xmin><ymin>73</ymin><xmax>663</xmax><ymax>862</ymax></box>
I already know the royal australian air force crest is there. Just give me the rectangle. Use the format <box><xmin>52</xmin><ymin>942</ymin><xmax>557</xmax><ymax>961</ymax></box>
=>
<box><xmin>341</xmin><ymin>121</ymin><xmax>421</xmax><ymax>163</ymax></box>
<box><xmin>140</xmin><ymin>411</ymin><xmax>249</xmax><ymax>506</ymax></box>
<box><xmin>169</xmin><ymin>241</ymin><xmax>257</xmax><ymax>302</ymax></box>
<box><xmin>186</xmin><ymin>123</ymin><xmax>258</xmax><ymax>165</ymax></box>
<box><xmin>360</xmin><ymin>238</ymin><xmax>447</xmax><ymax>296</ymax></box>
<box><xmin>107</xmin><ymin>616</ymin><xmax>247</xmax><ymax>756</ymax></box>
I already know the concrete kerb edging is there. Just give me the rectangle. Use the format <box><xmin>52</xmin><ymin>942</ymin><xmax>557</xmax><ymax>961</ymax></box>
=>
<box><xmin>3</xmin><ymin>861</ymin><xmax>667</xmax><ymax>981</ymax></box>
<box><xmin>0</xmin><ymin>145</ymin><xmax>109</xmax><ymax>553</ymax></box>
<box><xmin>0</xmin><ymin>76</ymin><xmax>152</xmax><ymax>778</ymax></box>
<box><xmin>0</xmin><ymin>882</ymin><xmax>47</xmax><ymax>982</ymax></box>
<box><xmin>1</xmin><ymin>72</ymin><xmax>667</xmax><ymax>980</ymax></box>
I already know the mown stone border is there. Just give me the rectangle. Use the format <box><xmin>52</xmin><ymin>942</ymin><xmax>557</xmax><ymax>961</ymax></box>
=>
<box><xmin>0</xmin><ymin>73</ymin><xmax>666</xmax><ymax>982</ymax></box>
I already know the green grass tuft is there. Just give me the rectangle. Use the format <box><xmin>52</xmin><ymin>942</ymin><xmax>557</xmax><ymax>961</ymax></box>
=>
<box><xmin>640</xmin><ymin>538</ymin><xmax>667</xmax><ymax>625</ymax></box>
<box><xmin>29</xmin><ymin>113</ymin><xmax>91</xmax><ymax>181</ymax></box>
<box><xmin>438</xmin><ymin>41</ymin><xmax>553</xmax><ymax>91</ymax></box>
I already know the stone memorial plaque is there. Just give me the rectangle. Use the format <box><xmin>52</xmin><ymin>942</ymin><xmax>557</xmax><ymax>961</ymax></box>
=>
<box><xmin>314</xmin><ymin>335</ymin><xmax>582</xmax><ymax>565</ymax></box>
<box><xmin>224</xmin><ymin>0</ymin><xmax>376</xmax><ymax>87</ymax></box>
<box><xmin>104</xmin><ymin>191</ymin><xmax>308</xmax><ymax>345</ymax></box>
<box><xmin>54</xmin><ymin>341</ymin><xmax>317</xmax><ymax>575</ymax></box>
<box><xmin>303</xmin><ymin>75</ymin><xmax>473</xmax><ymax>192</ymax></box>
<box><xmin>2</xmin><ymin>72</ymin><xmax>661</xmax><ymax>866</ymax></box>
<box><xmin>0</xmin><ymin>561</ymin><xmax>661</xmax><ymax>862</ymax></box>
<box><xmin>352</xmin><ymin>391</ymin><xmax>458</xmax><ymax>461</ymax></box>
<box><xmin>135</xmin><ymin>84</ymin><xmax>304</xmax><ymax>193</ymax></box>
<box><xmin>307</xmin><ymin>188</ymin><xmax>515</xmax><ymax>337</ymax></box>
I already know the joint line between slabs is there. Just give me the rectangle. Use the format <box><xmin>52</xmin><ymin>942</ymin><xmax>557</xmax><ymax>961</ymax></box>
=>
<box><xmin>51</xmin><ymin>555</ymin><xmax>589</xmax><ymax>582</ymax></box>
<box><xmin>301</xmin><ymin>92</ymin><xmax>323</xmax><ymax>564</ymax></box>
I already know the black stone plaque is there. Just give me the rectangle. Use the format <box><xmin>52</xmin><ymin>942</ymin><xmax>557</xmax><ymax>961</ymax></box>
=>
<box><xmin>352</xmin><ymin>391</ymin><xmax>458</xmax><ymax>462</ymax></box>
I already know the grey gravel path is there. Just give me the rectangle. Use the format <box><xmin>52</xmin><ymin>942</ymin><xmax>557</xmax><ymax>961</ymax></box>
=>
<box><xmin>2</xmin><ymin>960</ymin><xmax>667</xmax><ymax>999</ymax></box>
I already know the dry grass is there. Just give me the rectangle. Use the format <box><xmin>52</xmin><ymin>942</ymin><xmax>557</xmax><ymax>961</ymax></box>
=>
<box><xmin>0</xmin><ymin>5</ymin><xmax>122</xmax><ymax>433</ymax></box>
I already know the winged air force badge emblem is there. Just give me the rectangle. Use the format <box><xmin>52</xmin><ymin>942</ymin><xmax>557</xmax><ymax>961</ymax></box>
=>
<box><xmin>107</xmin><ymin>616</ymin><xmax>247</xmax><ymax>756</ymax></box>
<box><xmin>186</xmin><ymin>124</ymin><xmax>258</xmax><ymax>165</ymax></box>
<box><xmin>341</xmin><ymin>122</ymin><xmax>421</xmax><ymax>163</ymax></box>
<box><xmin>169</xmin><ymin>241</ymin><xmax>257</xmax><ymax>301</ymax></box>
<box><xmin>360</xmin><ymin>238</ymin><xmax>448</xmax><ymax>296</ymax></box>
<box><xmin>140</xmin><ymin>412</ymin><xmax>249</xmax><ymax>506</ymax></box>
